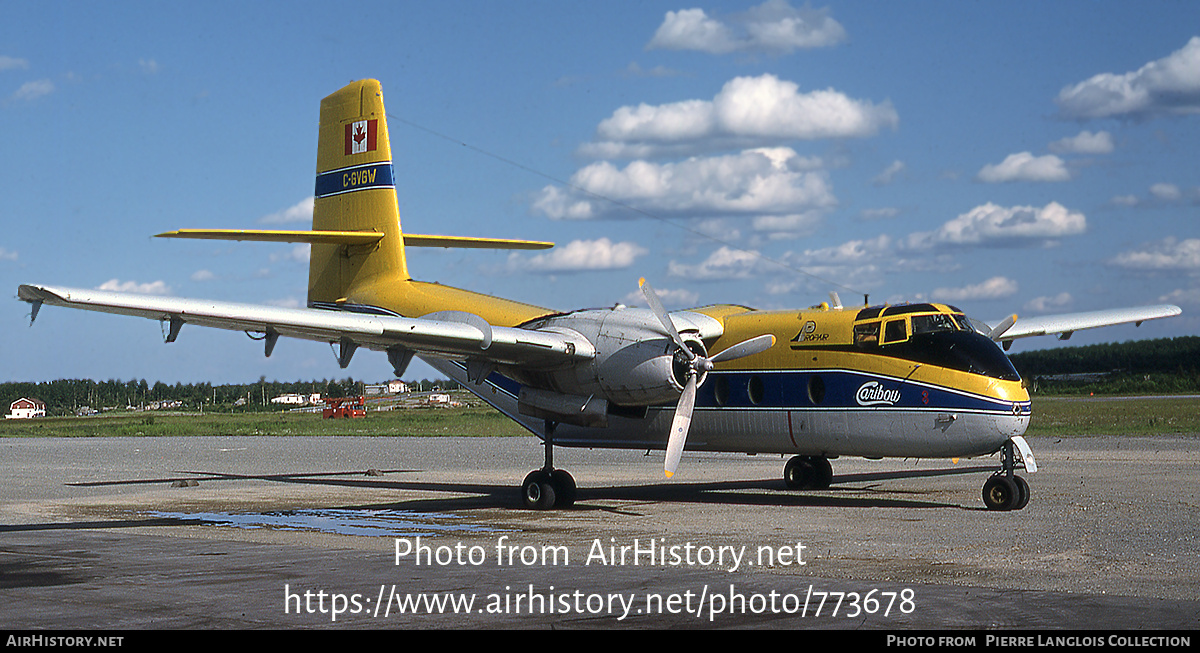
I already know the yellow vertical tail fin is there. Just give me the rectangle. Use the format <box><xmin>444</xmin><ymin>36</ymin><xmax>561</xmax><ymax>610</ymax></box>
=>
<box><xmin>309</xmin><ymin>79</ymin><xmax>409</xmax><ymax>306</ymax></box>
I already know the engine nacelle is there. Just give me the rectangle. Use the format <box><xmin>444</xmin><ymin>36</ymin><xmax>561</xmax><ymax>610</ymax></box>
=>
<box><xmin>508</xmin><ymin>306</ymin><xmax>721</xmax><ymax>408</ymax></box>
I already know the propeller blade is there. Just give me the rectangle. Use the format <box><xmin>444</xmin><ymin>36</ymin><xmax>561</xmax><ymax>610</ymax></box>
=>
<box><xmin>664</xmin><ymin>374</ymin><xmax>697</xmax><ymax>478</ymax></box>
<box><xmin>709</xmin><ymin>334</ymin><xmax>776</xmax><ymax>364</ymax></box>
<box><xmin>988</xmin><ymin>314</ymin><xmax>1018</xmax><ymax>341</ymax></box>
<box><xmin>639</xmin><ymin>277</ymin><xmax>693</xmax><ymax>359</ymax></box>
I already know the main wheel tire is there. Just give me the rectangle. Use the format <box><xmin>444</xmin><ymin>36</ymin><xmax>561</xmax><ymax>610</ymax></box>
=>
<box><xmin>982</xmin><ymin>475</ymin><xmax>1019</xmax><ymax>511</ymax></box>
<box><xmin>808</xmin><ymin>456</ymin><xmax>833</xmax><ymax>489</ymax></box>
<box><xmin>550</xmin><ymin>469</ymin><xmax>577</xmax><ymax>508</ymax></box>
<box><xmin>784</xmin><ymin>456</ymin><xmax>832</xmax><ymax>490</ymax></box>
<box><xmin>784</xmin><ymin>456</ymin><xmax>813</xmax><ymax>489</ymax></box>
<box><xmin>522</xmin><ymin>470</ymin><xmax>557</xmax><ymax>510</ymax></box>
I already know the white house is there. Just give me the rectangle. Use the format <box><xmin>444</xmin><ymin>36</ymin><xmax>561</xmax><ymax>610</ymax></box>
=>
<box><xmin>6</xmin><ymin>398</ymin><xmax>46</xmax><ymax>419</ymax></box>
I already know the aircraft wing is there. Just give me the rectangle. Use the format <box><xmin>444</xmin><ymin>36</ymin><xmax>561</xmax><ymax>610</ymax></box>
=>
<box><xmin>17</xmin><ymin>284</ymin><xmax>594</xmax><ymax>369</ymax></box>
<box><xmin>984</xmin><ymin>304</ymin><xmax>1182</xmax><ymax>343</ymax></box>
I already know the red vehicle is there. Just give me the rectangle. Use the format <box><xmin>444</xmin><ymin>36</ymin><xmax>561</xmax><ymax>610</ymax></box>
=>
<box><xmin>322</xmin><ymin>396</ymin><xmax>366</xmax><ymax>419</ymax></box>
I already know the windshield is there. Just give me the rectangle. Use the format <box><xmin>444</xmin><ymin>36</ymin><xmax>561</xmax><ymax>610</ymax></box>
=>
<box><xmin>881</xmin><ymin>330</ymin><xmax>1020</xmax><ymax>381</ymax></box>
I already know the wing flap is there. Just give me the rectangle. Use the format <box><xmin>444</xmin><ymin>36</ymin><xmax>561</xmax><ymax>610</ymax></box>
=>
<box><xmin>18</xmin><ymin>284</ymin><xmax>593</xmax><ymax>368</ymax></box>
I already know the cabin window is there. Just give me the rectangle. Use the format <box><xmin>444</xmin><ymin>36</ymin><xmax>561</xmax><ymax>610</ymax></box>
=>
<box><xmin>807</xmin><ymin>375</ymin><xmax>825</xmax><ymax>405</ymax></box>
<box><xmin>713</xmin><ymin>376</ymin><xmax>729</xmax><ymax>406</ymax></box>
<box><xmin>882</xmin><ymin>318</ymin><xmax>908</xmax><ymax>345</ymax></box>
<box><xmin>747</xmin><ymin>376</ymin><xmax>764</xmax><ymax>405</ymax></box>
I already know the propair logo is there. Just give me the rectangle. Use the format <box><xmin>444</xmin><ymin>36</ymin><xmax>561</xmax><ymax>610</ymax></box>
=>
<box><xmin>856</xmin><ymin>381</ymin><xmax>900</xmax><ymax>406</ymax></box>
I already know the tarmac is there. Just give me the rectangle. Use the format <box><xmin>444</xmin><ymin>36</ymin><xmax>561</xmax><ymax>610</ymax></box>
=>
<box><xmin>1</xmin><ymin>433</ymin><xmax>1198</xmax><ymax>630</ymax></box>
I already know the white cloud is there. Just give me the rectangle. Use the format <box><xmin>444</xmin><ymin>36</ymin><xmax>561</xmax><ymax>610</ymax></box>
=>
<box><xmin>668</xmin><ymin>246</ymin><xmax>769</xmax><ymax>280</ymax></box>
<box><xmin>258</xmin><ymin>196</ymin><xmax>314</xmax><ymax>225</ymax></box>
<box><xmin>872</xmin><ymin>160</ymin><xmax>906</xmax><ymax>186</ymax></box>
<box><xmin>0</xmin><ymin>247</ymin><xmax>16</xmax><ymax>261</ymax></box>
<box><xmin>907</xmin><ymin>202</ymin><xmax>1086</xmax><ymax>248</ymax></box>
<box><xmin>1149</xmin><ymin>183</ymin><xmax>1182</xmax><ymax>201</ymax></box>
<box><xmin>798</xmin><ymin>234</ymin><xmax>893</xmax><ymax>266</ymax></box>
<box><xmin>514</xmin><ymin>238</ymin><xmax>647</xmax><ymax>272</ymax></box>
<box><xmin>190</xmin><ymin>269</ymin><xmax>215</xmax><ymax>281</ymax></box>
<box><xmin>97</xmin><ymin>279</ymin><xmax>171</xmax><ymax>295</ymax></box>
<box><xmin>647</xmin><ymin>1</ymin><xmax>846</xmax><ymax>55</ymax></box>
<box><xmin>533</xmin><ymin>148</ymin><xmax>835</xmax><ymax>220</ymax></box>
<box><xmin>1025</xmin><ymin>292</ymin><xmax>1072</xmax><ymax>313</ymax></box>
<box><xmin>977</xmin><ymin>152</ymin><xmax>1070</xmax><ymax>183</ymax></box>
<box><xmin>0</xmin><ymin>56</ymin><xmax>29</xmax><ymax>71</ymax></box>
<box><xmin>138</xmin><ymin>58</ymin><xmax>160</xmax><ymax>74</ymax></box>
<box><xmin>750</xmin><ymin>212</ymin><xmax>822</xmax><ymax>240</ymax></box>
<box><xmin>10</xmin><ymin>79</ymin><xmax>53</xmax><ymax>102</ymax></box>
<box><xmin>1048</xmin><ymin>130</ymin><xmax>1114</xmax><ymax>155</ymax></box>
<box><xmin>269</xmin><ymin>244</ymin><xmax>310</xmax><ymax>264</ymax></box>
<box><xmin>931</xmin><ymin>276</ymin><xmax>1019</xmax><ymax>302</ymax></box>
<box><xmin>585</xmin><ymin>74</ymin><xmax>898</xmax><ymax>158</ymax></box>
<box><xmin>1158</xmin><ymin>287</ymin><xmax>1200</xmax><ymax>307</ymax></box>
<box><xmin>1111</xmin><ymin>237</ymin><xmax>1200</xmax><ymax>271</ymax></box>
<box><xmin>1110</xmin><ymin>194</ymin><xmax>1140</xmax><ymax>207</ymax></box>
<box><xmin>1056</xmin><ymin>36</ymin><xmax>1200</xmax><ymax>120</ymax></box>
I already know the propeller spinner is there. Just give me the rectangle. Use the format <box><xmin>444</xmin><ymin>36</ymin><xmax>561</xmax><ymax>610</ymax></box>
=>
<box><xmin>638</xmin><ymin>279</ymin><xmax>776</xmax><ymax>478</ymax></box>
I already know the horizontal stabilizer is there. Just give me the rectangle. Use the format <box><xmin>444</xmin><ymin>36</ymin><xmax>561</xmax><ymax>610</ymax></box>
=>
<box><xmin>157</xmin><ymin>229</ymin><xmax>551</xmax><ymax>250</ymax></box>
<box><xmin>157</xmin><ymin>229</ymin><xmax>383</xmax><ymax>245</ymax></box>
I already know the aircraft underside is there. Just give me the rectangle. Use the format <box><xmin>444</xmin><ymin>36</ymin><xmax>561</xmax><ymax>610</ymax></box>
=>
<box><xmin>425</xmin><ymin>357</ymin><xmax>1035</xmax><ymax>511</ymax></box>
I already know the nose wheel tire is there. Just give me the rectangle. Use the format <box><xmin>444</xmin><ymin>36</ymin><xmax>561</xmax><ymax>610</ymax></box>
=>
<box><xmin>983</xmin><ymin>474</ymin><xmax>1029</xmax><ymax>511</ymax></box>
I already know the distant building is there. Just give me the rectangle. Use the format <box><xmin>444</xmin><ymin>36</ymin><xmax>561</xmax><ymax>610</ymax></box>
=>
<box><xmin>366</xmin><ymin>380</ymin><xmax>409</xmax><ymax>396</ymax></box>
<box><xmin>271</xmin><ymin>393</ymin><xmax>308</xmax><ymax>405</ymax></box>
<box><xmin>6</xmin><ymin>398</ymin><xmax>46</xmax><ymax>419</ymax></box>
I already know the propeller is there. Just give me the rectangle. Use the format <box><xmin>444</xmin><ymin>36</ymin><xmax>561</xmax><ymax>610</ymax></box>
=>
<box><xmin>639</xmin><ymin>279</ymin><xmax>776</xmax><ymax>478</ymax></box>
<box><xmin>988</xmin><ymin>314</ymin><xmax>1018</xmax><ymax>341</ymax></box>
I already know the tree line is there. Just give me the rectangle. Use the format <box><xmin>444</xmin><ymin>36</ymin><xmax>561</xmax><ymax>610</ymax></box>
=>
<box><xmin>1</xmin><ymin>377</ymin><xmax>463</xmax><ymax>416</ymax></box>
<box><xmin>1009</xmin><ymin>336</ymin><xmax>1200</xmax><ymax>394</ymax></box>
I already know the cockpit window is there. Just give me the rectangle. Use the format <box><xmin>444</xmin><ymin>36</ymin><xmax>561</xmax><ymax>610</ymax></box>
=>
<box><xmin>854</xmin><ymin>322</ymin><xmax>880</xmax><ymax>347</ymax></box>
<box><xmin>911</xmin><ymin>313</ymin><xmax>959</xmax><ymax>334</ymax></box>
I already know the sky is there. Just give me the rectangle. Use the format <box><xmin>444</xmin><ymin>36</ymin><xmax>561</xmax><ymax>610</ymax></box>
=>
<box><xmin>2</xmin><ymin>1</ymin><xmax>1198</xmax><ymax>385</ymax></box>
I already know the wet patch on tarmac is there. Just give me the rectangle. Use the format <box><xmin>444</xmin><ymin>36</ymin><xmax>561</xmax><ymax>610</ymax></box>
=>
<box><xmin>145</xmin><ymin>508</ymin><xmax>515</xmax><ymax>538</ymax></box>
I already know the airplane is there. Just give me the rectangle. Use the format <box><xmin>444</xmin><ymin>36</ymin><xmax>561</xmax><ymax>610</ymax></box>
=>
<box><xmin>18</xmin><ymin>79</ymin><xmax>1182</xmax><ymax>512</ymax></box>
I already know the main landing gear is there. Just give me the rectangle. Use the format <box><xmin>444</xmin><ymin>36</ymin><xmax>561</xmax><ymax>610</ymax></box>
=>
<box><xmin>783</xmin><ymin>455</ymin><xmax>833</xmax><ymax>490</ymax></box>
<box><xmin>521</xmin><ymin>420</ymin><xmax>576</xmax><ymax>510</ymax></box>
<box><xmin>982</xmin><ymin>439</ymin><xmax>1031</xmax><ymax>511</ymax></box>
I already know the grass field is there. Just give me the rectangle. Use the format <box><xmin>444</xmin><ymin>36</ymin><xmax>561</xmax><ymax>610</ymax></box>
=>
<box><xmin>1025</xmin><ymin>395</ymin><xmax>1200</xmax><ymax>437</ymax></box>
<box><xmin>0</xmin><ymin>405</ymin><xmax>531</xmax><ymax>439</ymax></box>
<box><xmin>2</xmin><ymin>396</ymin><xmax>1197</xmax><ymax>439</ymax></box>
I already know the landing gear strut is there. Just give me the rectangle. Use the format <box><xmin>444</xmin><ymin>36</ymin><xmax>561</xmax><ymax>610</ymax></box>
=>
<box><xmin>783</xmin><ymin>455</ymin><xmax>833</xmax><ymax>490</ymax></box>
<box><xmin>521</xmin><ymin>420</ymin><xmax>576</xmax><ymax>510</ymax></box>
<box><xmin>982</xmin><ymin>439</ymin><xmax>1030</xmax><ymax>511</ymax></box>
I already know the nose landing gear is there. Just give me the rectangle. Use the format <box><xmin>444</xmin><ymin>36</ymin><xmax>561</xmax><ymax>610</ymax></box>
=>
<box><xmin>983</xmin><ymin>438</ymin><xmax>1034</xmax><ymax>511</ymax></box>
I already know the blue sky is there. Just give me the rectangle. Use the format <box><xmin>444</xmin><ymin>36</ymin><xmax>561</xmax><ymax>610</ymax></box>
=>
<box><xmin>3</xmin><ymin>1</ymin><xmax>1198</xmax><ymax>385</ymax></box>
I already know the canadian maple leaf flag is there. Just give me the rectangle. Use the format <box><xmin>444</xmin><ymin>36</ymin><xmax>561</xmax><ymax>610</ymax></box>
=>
<box><xmin>345</xmin><ymin>119</ymin><xmax>377</xmax><ymax>155</ymax></box>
